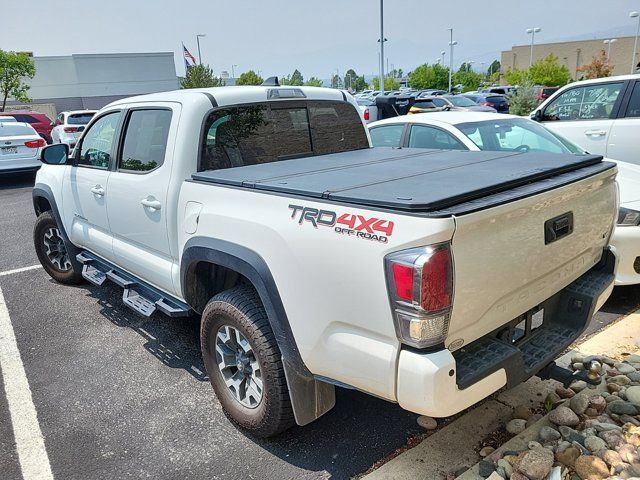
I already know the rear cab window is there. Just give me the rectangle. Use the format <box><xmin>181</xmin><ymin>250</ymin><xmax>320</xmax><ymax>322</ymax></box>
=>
<box><xmin>199</xmin><ymin>100</ymin><xmax>369</xmax><ymax>171</ymax></box>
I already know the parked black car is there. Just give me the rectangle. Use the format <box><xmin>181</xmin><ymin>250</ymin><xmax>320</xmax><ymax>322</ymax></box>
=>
<box><xmin>463</xmin><ymin>93</ymin><xmax>510</xmax><ymax>113</ymax></box>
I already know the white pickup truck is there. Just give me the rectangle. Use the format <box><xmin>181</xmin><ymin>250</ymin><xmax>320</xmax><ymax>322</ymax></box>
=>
<box><xmin>33</xmin><ymin>83</ymin><xmax>618</xmax><ymax>437</ymax></box>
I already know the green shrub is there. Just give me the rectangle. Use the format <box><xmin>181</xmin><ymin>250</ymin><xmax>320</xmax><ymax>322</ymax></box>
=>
<box><xmin>508</xmin><ymin>83</ymin><xmax>538</xmax><ymax>116</ymax></box>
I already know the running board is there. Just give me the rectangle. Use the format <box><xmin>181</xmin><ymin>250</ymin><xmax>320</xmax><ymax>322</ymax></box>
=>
<box><xmin>76</xmin><ymin>251</ymin><xmax>191</xmax><ymax>318</ymax></box>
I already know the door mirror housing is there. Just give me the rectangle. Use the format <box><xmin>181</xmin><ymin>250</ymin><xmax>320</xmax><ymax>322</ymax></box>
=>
<box><xmin>41</xmin><ymin>143</ymin><xmax>69</xmax><ymax>165</ymax></box>
<box><xmin>49</xmin><ymin>121</ymin><xmax>55</xmax><ymax>127</ymax></box>
<box><xmin>531</xmin><ymin>109</ymin><xmax>543</xmax><ymax>122</ymax></box>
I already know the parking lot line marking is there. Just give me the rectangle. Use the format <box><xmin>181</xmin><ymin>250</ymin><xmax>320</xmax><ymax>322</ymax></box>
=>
<box><xmin>0</xmin><ymin>284</ymin><xmax>54</xmax><ymax>480</ymax></box>
<box><xmin>0</xmin><ymin>265</ymin><xmax>43</xmax><ymax>277</ymax></box>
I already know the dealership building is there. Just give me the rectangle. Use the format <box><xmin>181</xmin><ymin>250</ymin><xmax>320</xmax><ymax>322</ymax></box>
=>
<box><xmin>6</xmin><ymin>52</ymin><xmax>180</xmax><ymax>117</ymax></box>
<box><xmin>501</xmin><ymin>35</ymin><xmax>639</xmax><ymax>81</ymax></box>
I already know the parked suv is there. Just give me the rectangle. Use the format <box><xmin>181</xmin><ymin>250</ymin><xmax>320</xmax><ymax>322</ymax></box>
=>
<box><xmin>51</xmin><ymin>110</ymin><xmax>97</xmax><ymax>149</ymax></box>
<box><xmin>0</xmin><ymin>110</ymin><xmax>54</xmax><ymax>143</ymax></box>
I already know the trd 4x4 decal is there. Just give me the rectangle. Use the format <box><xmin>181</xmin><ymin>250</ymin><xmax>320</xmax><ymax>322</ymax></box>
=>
<box><xmin>288</xmin><ymin>204</ymin><xmax>394</xmax><ymax>243</ymax></box>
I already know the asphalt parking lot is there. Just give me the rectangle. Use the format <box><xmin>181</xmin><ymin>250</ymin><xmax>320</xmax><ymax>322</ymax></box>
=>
<box><xmin>1</xmin><ymin>172</ymin><xmax>639</xmax><ymax>480</ymax></box>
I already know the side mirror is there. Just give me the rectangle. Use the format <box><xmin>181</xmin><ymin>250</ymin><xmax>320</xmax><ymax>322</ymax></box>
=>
<box><xmin>41</xmin><ymin>143</ymin><xmax>69</xmax><ymax>165</ymax></box>
<box><xmin>78</xmin><ymin>126</ymin><xmax>85</xmax><ymax>133</ymax></box>
<box><xmin>49</xmin><ymin>121</ymin><xmax>55</xmax><ymax>127</ymax></box>
<box><xmin>531</xmin><ymin>109</ymin><xmax>543</xmax><ymax>122</ymax></box>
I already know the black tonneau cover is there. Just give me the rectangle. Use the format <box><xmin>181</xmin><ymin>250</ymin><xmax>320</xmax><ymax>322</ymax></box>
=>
<box><xmin>191</xmin><ymin>148</ymin><xmax>613</xmax><ymax>215</ymax></box>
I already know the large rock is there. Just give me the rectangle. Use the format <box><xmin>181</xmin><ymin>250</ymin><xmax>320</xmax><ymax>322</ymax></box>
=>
<box><xmin>574</xmin><ymin>455</ymin><xmax>610</xmax><ymax>480</ymax></box>
<box><xmin>559</xmin><ymin>426</ymin><xmax>586</xmax><ymax>445</ymax></box>
<box><xmin>609</xmin><ymin>375</ymin><xmax>632</xmax><ymax>386</ymax></box>
<box><xmin>598</xmin><ymin>448</ymin><xmax>624</xmax><ymax>468</ymax></box>
<box><xmin>615</xmin><ymin>362</ymin><xmax>636</xmax><ymax>375</ymax></box>
<box><xmin>606</xmin><ymin>400</ymin><xmax>638</xmax><ymax>416</ymax></box>
<box><xmin>589</xmin><ymin>395</ymin><xmax>607</xmax><ymax>413</ymax></box>
<box><xmin>514</xmin><ymin>447</ymin><xmax>554</xmax><ymax>480</ymax></box>
<box><xmin>570</xmin><ymin>394</ymin><xmax>590</xmax><ymax>415</ymax></box>
<box><xmin>548</xmin><ymin>406</ymin><xmax>580</xmax><ymax>427</ymax></box>
<box><xmin>555</xmin><ymin>446</ymin><xmax>580</xmax><ymax>468</ymax></box>
<box><xmin>625</xmin><ymin>385</ymin><xmax>640</xmax><ymax>405</ymax></box>
<box><xmin>617</xmin><ymin>443</ymin><xmax>640</xmax><ymax>463</ymax></box>
<box><xmin>598</xmin><ymin>429</ymin><xmax>626</xmax><ymax>449</ymax></box>
<box><xmin>584</xmin><ymin>435</ymin><xmax>607</xmax><ymax>453</ymax></box>
<box><xmin>556</xmin><ymin>385</ymin><xmax>576</xmax><ymax>399</ymax></box>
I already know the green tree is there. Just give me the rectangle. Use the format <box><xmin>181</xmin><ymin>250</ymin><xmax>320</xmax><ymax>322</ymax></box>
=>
<box><xmin>487</xmin><ymin>60</ymin><xmax>501</xmax><ymax>77</ymax></box>
<box><xmin>282</xmin><ymin>69</ymin><xmax>304</xmax><ymax>86</ymax></box>
<box><xmin>343</xmin><ymin>69</ymin><xmax>357</xmax><ymax>90</ymax></box>
<box><xmin>180</xmin><ymin>64</ymin><xmax>223</xmax><ymax>89</ymax></box>
<box><xmin>504</xmin><ymin>67</ymin><xmax>529</xmax><ymax>86</ymax></box>
<box><xmin>452</xmin><ymin>67</ymin><xmax>483</xmax><ymax>92</ymax></box>
<box><xmin>236</xmin><ymin>70</ymin><xmax>264</xmax><ymax>86</ymax></box>
<box><xmin>528</xmin><ymin>54</ymin><xmax>571</xmax><ymax>86</ymax></box>
<box><xmin>0</xmin><ymin>50</ymin><xmax>36</xmax><ymax>111</ymax></box>
<box><xmin>577</xmin><ymin>50</ymin><xmax>613</xmax><ymax>80</ymax></box>
<box><xmin>304</xmin><ymin>77</ymin><xmax>324</xmax><ymax>87</ymax></box>
<box><xmin>408</xmin><ymin>63</ymin><xmax>450</xmax><ymax>90</ymax></box>
<box><xmin>371</xmin><ymin>77</ymin><xmax>400</xmax><ymax>91</ymax></box>
<box><xmin>331</xmin><ymin>74</ymin><xmax>343</xmax><ymax>89</ymax></box>
<box><xmin>508</xmin><ymin>82</ymin><xmax>538</xmax><ymax>116</ymax></box>
<box><xmin>353</xmin><ymin>75</ymin><xmax>368</xmax><ymax>92</ymax></box>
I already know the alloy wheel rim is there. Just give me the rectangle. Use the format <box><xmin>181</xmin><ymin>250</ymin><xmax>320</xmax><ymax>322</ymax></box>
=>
<box><xmin>43</xmin><ymin>227</ymin><xmax>72</xmax><ymax>272</ymax></box>
<box><xmin>215</xmin><ymin>325</ymin><xmax>263</xmax><ymax>408</ymax></box>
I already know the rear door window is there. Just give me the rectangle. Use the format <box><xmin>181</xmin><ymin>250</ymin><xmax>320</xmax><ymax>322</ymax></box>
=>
<box><xmin>68</xmin><ymin>113</ymin><xmax>96</xmax><ymax>125</ymax></box>
<box><xmin>368</xmin><ymin>124</ymin><xmax>404</xmax><ymax>147</ymax></box>
<box><xmin>624</xmin><ymin>82</ymin><xmax>640</xmax><ymax>118</ymax></box>
<box><xmin>408</xmin><ymin>125</ymin><xmax>467</xmax><ymax>150</ymax></box>
<box><xmin>199</xmin><ymin>101</ymin><xmax>368</xmax><ymax>171</ymax></box>
<box><xmin>119</xmin><ymin>109</ymin><xmax>172</xmax><ymax>172</ymax></box>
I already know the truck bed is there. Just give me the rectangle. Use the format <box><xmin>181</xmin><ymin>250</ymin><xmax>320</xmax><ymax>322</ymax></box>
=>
<box><xmin>191</xmin><ymin>148</ymin><xmax>613</xmax><ymax>216</ymax></box>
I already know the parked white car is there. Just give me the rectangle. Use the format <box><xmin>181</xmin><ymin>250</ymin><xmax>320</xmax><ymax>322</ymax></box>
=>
<box><xmin>368</xmin><ymin>111</ymin><xmax>638</xmax><ymax>285</ymax></box>
<box><xmin>51</xmin><ymin>110</ymin><xmax>97</xmax><ymax>149</ymax></box>
<box><xmin>356</xmin><ymin>97</ymin><xmax>378</xmax><ymax>124</ymax></box>
<box><xmin>0</xmin><ymin>122</ymin><xmax>46</xmax><ymax>173</ymax></box>
<box><xmin>531</xmin><ymin>74</ymin><xmax>640</xmax><ymax>163</ymax></box>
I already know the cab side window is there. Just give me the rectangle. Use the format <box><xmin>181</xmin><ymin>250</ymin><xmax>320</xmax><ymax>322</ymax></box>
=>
<box><xmin>119</xmin><ymin>109</ymin><xmax>172</xmax><ymax>172</ymax></box>
<box><xmin>77</xmin><ymin>112</ymin><xmax>120</xmax><ymax>169</ymax></box>
<box><xmin>543</xmin><ymin>82</ymin><xmax>623</xmax><ymax>121</ymax></box>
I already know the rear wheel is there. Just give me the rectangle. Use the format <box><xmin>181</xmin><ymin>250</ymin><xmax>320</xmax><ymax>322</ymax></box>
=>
<box><xmin>33</xmin><ymin>211</ymin><xmax>83</xmax><ymax>284</ymax></box>
<box><xmin>200</xmin><ymin>286</ymin><xmax>295</xmax><ymax>437</ymax></box>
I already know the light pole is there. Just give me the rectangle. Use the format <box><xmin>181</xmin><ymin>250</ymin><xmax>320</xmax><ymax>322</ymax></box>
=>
<box><xmin>448</xmin><ymin>28</ymin><xmax>457</xmax><ymax>93</ymax></box>
<box><xmin>196</xmin><ymin>34</ymin><xmax>206</xmax><ymax>65</ymax></box>
<box><xmin>631</xmin><ymin>12</ymin><xmax>640</xmax><ymax>73</ymax></box>
<box><xmin>526</xmin><ymin>27</ymin><xmax>541</xmax><ymax>67</ymax></box>
<box><xmin>441</xmin><ymin>51</ymin><xmax>446</xmax><ymax>66</ymax></box>
<box><xmin>603</xmin><ymin>39</ymin><xmax>618</xmax><ymax>63</ymax></box>
<box><xmin>378</xmin><ymin>0</ymin><xmax>386</xmax><ymax>93</ymax></box>
<box><xmin>231</xmin><ymin>64</ymin><xmax>238</xmax><ymax>79</ymax></box>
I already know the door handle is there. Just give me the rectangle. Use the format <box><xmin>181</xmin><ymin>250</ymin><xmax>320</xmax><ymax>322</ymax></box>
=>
<box><xmin>141</xmin><ymin>197</ymin><xmax>162</xmax><ymax>211</ymax></box>
<box><xmin>90</xmin><ymin>185</ymin><xmax>105</xmax><ymax>197</ymax></box>
<box><xmin>584</xmin><ymin>129</ymin><xmax>607</xmax><ymax>136</ymax></box>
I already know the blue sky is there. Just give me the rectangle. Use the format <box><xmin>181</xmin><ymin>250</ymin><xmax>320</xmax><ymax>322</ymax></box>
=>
<box><xmin>2</xmin><ymin>0</ymin><xmax>639</xmax><ymax>78</ymax></box>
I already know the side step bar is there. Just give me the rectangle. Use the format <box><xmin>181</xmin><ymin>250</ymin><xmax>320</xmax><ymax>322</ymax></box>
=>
<box><xmin>76</xmin><ymin>251</ymin><xmax>191</xmax><ymax>318</ymax></box>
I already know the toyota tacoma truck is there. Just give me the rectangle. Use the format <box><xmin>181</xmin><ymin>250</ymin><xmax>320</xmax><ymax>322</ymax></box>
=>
<box><xmin>32</xmin><ymin>82</ymin><xmax>618</xmax><ymax>437</ymax></box>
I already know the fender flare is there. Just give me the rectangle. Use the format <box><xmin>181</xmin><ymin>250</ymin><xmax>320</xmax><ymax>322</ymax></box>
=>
<box><xmin>181</xmin><ymin>237</ymin><xmax>335</xmax><ymax>425</ymax></box>
<box><xmin>32</xmin><ymin>184</ymin><xmax>83</xmax><ymax>273</ymax></box>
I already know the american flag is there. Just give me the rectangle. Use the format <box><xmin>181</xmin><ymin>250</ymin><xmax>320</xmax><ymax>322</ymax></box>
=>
<box><xmin>182</xmin><ymin>43</ymin><xmax>197</xmax><ymax>70</ymax></box>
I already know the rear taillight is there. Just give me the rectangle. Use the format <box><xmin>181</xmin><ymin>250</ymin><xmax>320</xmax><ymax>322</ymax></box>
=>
<box><xmin>479</xmin><ymin>102</ymin><xmax>493</xmax><ymax>107</ymax></box>
<box><xmin>364</xmin><ymin>108</ymin><xmax>370</xmax><ymax>121</ymax></box>
<box><xmin>63</xmin><ymin>126</ymin><xmax>79</xmax><ymax>133</ymax></box>
<box><xmin>385</xmin><ymin>243</ymin><xmax>453</xmax><ymax>348</ymax></box>
<box><xmin>24</xmin><ymin>139</ymin><xmax>46</xmax><ymax>148</ymax></box>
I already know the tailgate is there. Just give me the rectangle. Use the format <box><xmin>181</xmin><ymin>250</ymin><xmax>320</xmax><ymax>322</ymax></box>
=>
<box><xmin>446</xmin><ymin>165</ymin><xmax>617</xmax><ymax>350</ymax></box>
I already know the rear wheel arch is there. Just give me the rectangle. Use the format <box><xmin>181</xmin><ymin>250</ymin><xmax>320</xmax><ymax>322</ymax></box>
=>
<box><xmin>181</xmin><ymin>238</ymin><xmax>336</xmax><ymax>426</ymax></box>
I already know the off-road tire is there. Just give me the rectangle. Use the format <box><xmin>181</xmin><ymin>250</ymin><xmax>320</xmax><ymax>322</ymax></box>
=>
<box><xmin>200</xmin><ymin>285</ymin><xmax>295</xmax><ymax>437</ymax></box>
<box><xmin>33</xmin><ymin>211</ymin><xmax>83</xmax><ymax>285</ymax></box>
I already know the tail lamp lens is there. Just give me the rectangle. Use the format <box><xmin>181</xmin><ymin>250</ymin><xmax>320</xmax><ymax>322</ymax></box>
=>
<box><xmin>24</xmin><ymin>139</ymin><xmax>46</xmax><ymax>148</ymax></box>
<box><xmin>385</xmin><ymin>244</ymin><xmax>453</xmax><ymax>348</ymax></box>
<box><xmin>364</xmin><ymin>108</ymin><xmax>370</xmax><ymax>121</ymax></box>
<box><xmin>63</xmin><ymin>126</ymin><xmax>78</xmax><ymax>133</ymax></box>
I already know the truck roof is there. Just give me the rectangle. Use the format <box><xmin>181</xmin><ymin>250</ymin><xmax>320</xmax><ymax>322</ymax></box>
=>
<box><xmin>192</xmin><ymin>148</ymin><xmax>612</xmax><ymax>216</ymax></box>
<box><xmin>106</xmin><ymin>86</ymin><xmax>348</xmax><ymax>109</ymax></box>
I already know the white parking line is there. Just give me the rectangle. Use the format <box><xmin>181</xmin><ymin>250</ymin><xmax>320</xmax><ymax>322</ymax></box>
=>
<box><xmin>0</xmin><ymin>283</ymin><xmax>54</xmax><ymax>480</ymax></box>
<box><xmin>0</xmin><ymin>265</ymin><xmax>43</xmax><ymax>277</ymax></box>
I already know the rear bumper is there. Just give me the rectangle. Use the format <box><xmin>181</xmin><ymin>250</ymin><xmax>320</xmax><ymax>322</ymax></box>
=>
<box><xmin>0</xmin><ymin>158</ymin><xmax>41</xmax><ymax>173</ymax></box>
<box><xmin>610</xmin><ymin>226</ymin><xmax>640</xmax><ymax>285</ymax></box>
<box><xmin>396</xmin><ymin>249</ymin><xmax>615</xmax><ymax>417</ymax></box>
